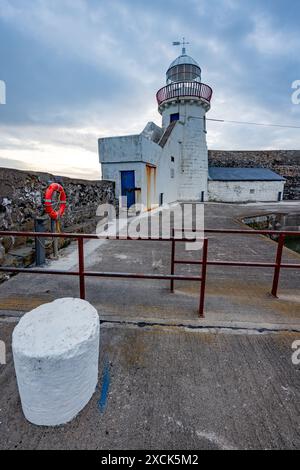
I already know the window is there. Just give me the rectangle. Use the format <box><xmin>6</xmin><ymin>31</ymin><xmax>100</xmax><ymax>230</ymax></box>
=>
<box><xmin>250</xmin><ymin>189</ymin><xmax>255</xmax><ymax>194</ymax></box>
<box><xmin>171</xmin><ymin>156</ymin><xmax>175</xmax><ymax>162</ymax></box>
<box><xmin>170</xmin><ymin>113</ymin><xmax>179</xmax><ymax>123</ymax></box>
<box><xmin>167</xmin><ymin>64</ymin><xmax>201</xmax><ymax>83</ymax></box>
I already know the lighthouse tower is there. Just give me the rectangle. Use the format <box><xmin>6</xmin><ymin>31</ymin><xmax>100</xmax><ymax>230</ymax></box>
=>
<box><xmin>156</xmin><ymin>41</ymin><xmax>212</xmax><ymax>201</ymax></box>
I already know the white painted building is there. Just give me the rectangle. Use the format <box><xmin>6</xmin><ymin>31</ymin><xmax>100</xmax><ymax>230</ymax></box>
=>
<box><xmin>99</xmin><ymin>48</ymin><xmax>285</xmax><ymax>208</ymax></box>
<box><xmin>208</xmin><ymin>168</ymin><xmax>285</xmax><ymax>203</ymax></box>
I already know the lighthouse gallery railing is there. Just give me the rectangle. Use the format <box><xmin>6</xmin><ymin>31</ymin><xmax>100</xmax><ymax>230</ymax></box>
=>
<box><xmin>156</xmin><ymin>81</ymin><xmax>213</xmax><ymax>106</ymax></box>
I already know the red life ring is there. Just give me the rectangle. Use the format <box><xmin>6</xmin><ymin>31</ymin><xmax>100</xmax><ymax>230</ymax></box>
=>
<box><xmin>44</xmin><ymin>183</ymin><xmax>67</xmax><ymax>220</ymax></box>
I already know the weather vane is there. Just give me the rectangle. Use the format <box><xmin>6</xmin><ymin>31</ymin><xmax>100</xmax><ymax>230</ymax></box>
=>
<box><xmin>172</xmin><ymin>37</ymin><xmax>190</xmax><ymax>55</ymax></box>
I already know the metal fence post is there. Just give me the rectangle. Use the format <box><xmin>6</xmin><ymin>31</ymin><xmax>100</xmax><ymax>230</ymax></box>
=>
<box><xmin>78</xmin><ymin>237</ymin><xmax>86</xmax><ymax>300</ymax></box>
<box><xmin>170</xmin><ymin>228</ymin><xmax>175</xmax><ymax>292</ymax></box>
<box><xmin>199</xmin><ymin>238</ymin><xmax>208</xmax><ymax>318</ymax></box>
<box><xmin>34</xmin><ymin>216</ymin><xmax>48</xmax><ymax>266</ymax></box>
<box><xmin>51</xmin><ymin>219</ymin><xmax>59</xmax><ymax>259</ymax></box>
<box><xmin>271</xmin><ymin>234</ymin><xmax>285</xmax><ymax>298</ymax></box>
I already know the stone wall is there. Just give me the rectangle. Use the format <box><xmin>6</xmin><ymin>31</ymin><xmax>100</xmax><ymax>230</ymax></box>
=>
<box><xmin>208</xmin><ymin>150</ymin><xmax>300</xmax><ymax>200</ymax></box>
<box><xmin>0</xmin><ymin>167</ymin><xmax>117</xmax><ymax>268</ymax></box>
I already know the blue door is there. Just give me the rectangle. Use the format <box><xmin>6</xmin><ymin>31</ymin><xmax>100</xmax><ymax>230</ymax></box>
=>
<box><xmin>121</xmin><ymin>171</ymin><xmax>136</xmax><ymax>208</ymax></box>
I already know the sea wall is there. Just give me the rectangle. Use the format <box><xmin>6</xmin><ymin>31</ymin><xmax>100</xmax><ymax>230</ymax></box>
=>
<box><xmin>0</xmin><ymin>167</ymin><xmax>116</xmax><ymax>269</ymax></box>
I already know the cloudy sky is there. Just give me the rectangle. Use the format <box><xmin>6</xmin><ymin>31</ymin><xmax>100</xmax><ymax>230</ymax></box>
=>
<box><xmin>0</xmin><ymin>0</ymin><xmax>299</xmax><ymax>179</ymax></box>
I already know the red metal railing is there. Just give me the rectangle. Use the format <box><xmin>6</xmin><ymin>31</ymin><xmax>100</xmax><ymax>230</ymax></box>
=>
<box><xmin>0</xmin><ymin>231</ymin><xmax>208</xmax><ymax>318</ymax></box>
<box><xmin>172</xmin><ymin>228</ymin><xmax>300</xmax><ymax>298</ymax></box>
<box><xmin>0</xmin><ymin>228</ymin><xmax>299</xmax><ymax>318</ymax></box>
<box><xmin>156</xmin><ymin>81</ymin><xmax>213</xmax><ymax>106</ymax></box>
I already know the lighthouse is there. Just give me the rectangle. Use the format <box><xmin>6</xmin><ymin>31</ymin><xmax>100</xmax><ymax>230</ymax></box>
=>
<box><xmin>156</xmin><ymin>41</ymin><xmax>212</xmax><ymax>201</ymax></box>
<box><xmin>99</xmin><ymin>42</ymin><xmax>285</xmax><ymax>208</ymax></box>
<box><xmin>99</xmin><ymin>41</ymin><xmax>213</xmax><ymax>209</ymax></box>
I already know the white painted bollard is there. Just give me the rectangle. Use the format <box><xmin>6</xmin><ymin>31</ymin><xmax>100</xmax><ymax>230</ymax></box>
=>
<box><xmin>12</xmin><ymin>298</ymin><xmax>100</xmax><ymax>426</ymax></box>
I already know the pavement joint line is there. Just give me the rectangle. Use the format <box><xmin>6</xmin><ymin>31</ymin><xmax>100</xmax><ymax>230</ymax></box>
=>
<box><xmin>99</xmin><ymin>318</ymin><xmax>300</xmax><ymax>334</ymax></box>
<box><xmin>2</xmin><ymin>315</ymin><xmax>299</xmax><ymax>333</ymax></box>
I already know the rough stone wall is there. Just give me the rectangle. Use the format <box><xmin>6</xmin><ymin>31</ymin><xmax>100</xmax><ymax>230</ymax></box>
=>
<box><xmin>208</xmin><ymin>150</ymin><xmax>300</xmax><ymax>200</ymax></box>
<box><xmin>0</xmin><ymin>167</ymin><xmax>116</xmax><ymax>266</ymax></box>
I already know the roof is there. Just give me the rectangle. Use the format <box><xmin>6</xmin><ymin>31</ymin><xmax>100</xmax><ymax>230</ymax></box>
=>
<box><xmin>208</xmin><ymin>167</ymin><xmax>285</xmax><ymax>182</ymax></box>
<box><xmin>168</xmin><ymin>54</ymin><xmax>200</xmax><ymax>70</ymax></box>
<box><xmin>158</xmin><ymin>121</ymin><xmax>177</xmax><ymax>148</ymax></box>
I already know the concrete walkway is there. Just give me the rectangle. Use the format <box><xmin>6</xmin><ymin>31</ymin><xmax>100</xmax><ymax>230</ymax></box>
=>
<box><xmin>0</xmin><ymin>321</ymin><xmax>299</xmax><ymax>449</ymax></box>
<box><xmin>0</xmin><ymin>202</ymin><xmax>299</xmax><ymax>329</ymax></box>
<box><xmin>0</xmin><ymin>202</ymin><xmax>299</xmax><ymax>449</ymax></box>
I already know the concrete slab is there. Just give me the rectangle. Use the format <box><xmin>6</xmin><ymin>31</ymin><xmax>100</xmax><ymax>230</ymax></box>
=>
<box><xmin>0</xmin><ymin>321</ymin><xmax>299</xmax><ymax>450</ymax></box>
<box><xmin>0</xmin><ymin>202</ymin><xmax>299</xmax><ymax>450</ymax></box>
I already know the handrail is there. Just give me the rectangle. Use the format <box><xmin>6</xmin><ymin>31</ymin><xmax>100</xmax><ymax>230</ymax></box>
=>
<box><xmin>156</xmin><ymin>81</ymin><xmax>213</xmax><ymax>106</ymax></box>
<box><xmin>2</xmin><ymin>228</ymin><xmax>299</xmax><ymax>238</ymax></box>
<box><xmin>0</xmin><ymin>231</ymin><xmax>208</xmax><ymax>318</ymax></box>
<box><xmin>171</xmin><ymin>228</ymin><xmax>300</xmax><ymax>298</ymax></box>
<box><xmin>0</xmin><ymin>230</ymin><xmax>199</xmax><ymax>241</ymax></box>
<box><xmin>176</xmin><ymin>228</ymin><xmax>300</xmax><ymax>236</ymax></box>
<box><xmin>0</xmin><ymin>228</ymin><xmax>299</xmax><ymax>313</ymax></box>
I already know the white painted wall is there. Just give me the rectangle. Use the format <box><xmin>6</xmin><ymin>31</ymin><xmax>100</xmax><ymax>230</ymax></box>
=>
<box><xmin>99</xmin><ymin>135</ymin><xmax>141</xmax><ymax>163</ymax></box>
<box><xmin>161</xmin><ymin>100</ymin><xmax>208</xmax><ymax>201</ymax></box>
<box><xmin>156</xmin><ymin>123</ymin><xmax>182</xmax><ymax>205</ymax></box>
<box><xmin>99</xmin><ymin>133</ymin><xmax>162</xmax><ymax>209</ymax></box>
<box><xmin>208</xmin><ymin>180</ymin><xmax>285</xmax><ymax>203</ymax></box>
